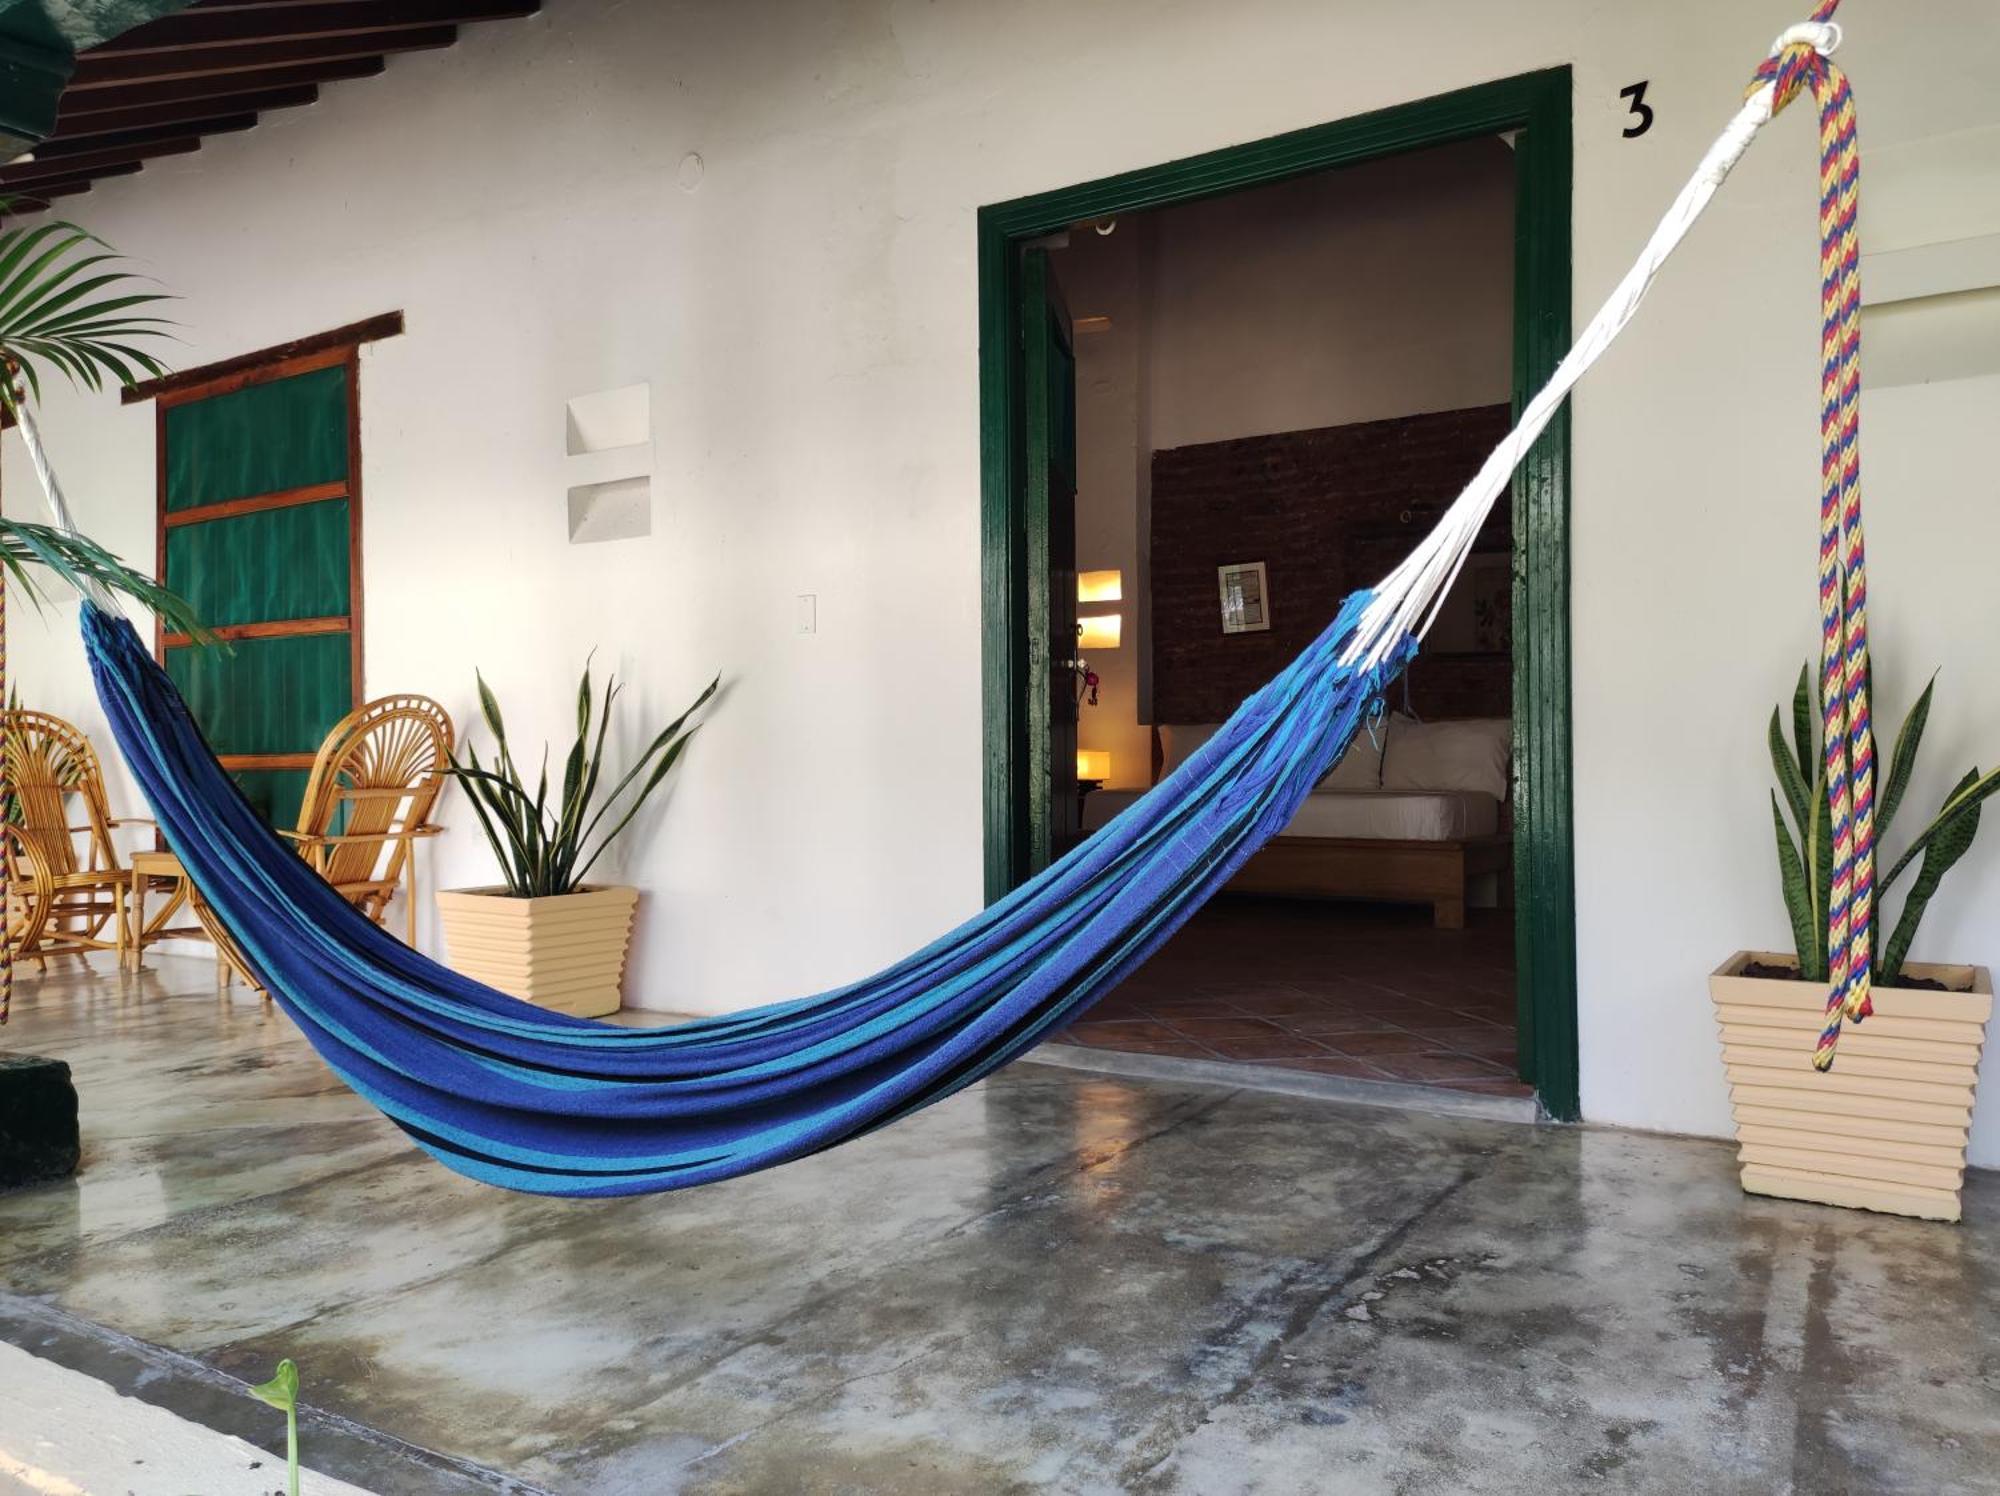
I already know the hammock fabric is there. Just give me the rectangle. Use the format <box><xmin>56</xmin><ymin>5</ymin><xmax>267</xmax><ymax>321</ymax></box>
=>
<box><xmin>8</xmin><ymin>6</ymin><xmax>1870</xmax><ymax>1193</ymax></box>
<box><xmin>82</xmin><ymin>597</ymin><xmax>1410</xmax><ymax>1194</ymax></box>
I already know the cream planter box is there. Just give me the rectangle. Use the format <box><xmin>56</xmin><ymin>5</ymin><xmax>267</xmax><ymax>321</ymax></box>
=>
<box><xmin>1710</xmin><ymin>951</ymin><xmax>1993</xmax><ymax>1222</ymax></box>
<box><xmin>435</xmin><ymin>886</ymin><xmax>639</xmax><ymax>1019</ymax></box>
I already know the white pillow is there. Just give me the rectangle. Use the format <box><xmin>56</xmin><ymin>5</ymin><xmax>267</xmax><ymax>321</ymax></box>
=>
<box><xmin>1160</xmin><ymin>722</ymin><xmax>1222</xmax><ymax>777</ymax></box>
<box><xmin>1316</xmin><ymin>724</ymin><xmax>1384</xmax><ymax>791</ymax></box>
<box><xmin>1380</xmin><ymin>716</ymin><xmax>1511</xmax><ymax>800</ymax></box>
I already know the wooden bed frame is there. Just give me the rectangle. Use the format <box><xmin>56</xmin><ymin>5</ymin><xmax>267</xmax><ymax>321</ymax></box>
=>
<box><xmin>1225</xmin><ymin>832</ymin><xmax>1513</xmax><ymax>930</ymax></box>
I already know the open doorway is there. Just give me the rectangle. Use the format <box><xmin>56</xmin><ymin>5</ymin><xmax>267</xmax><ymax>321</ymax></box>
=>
<box><xmin>979</xmin><ymin>72</ymin><xmax>1579</xmax><ymax>1116</ymax></box>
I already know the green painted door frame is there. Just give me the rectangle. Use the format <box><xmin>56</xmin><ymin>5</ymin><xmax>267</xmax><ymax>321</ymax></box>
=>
<box><xmin>977</xmin><ymin>67</ymin><xmax>1580</xmax><ymax>1118</ymax></box>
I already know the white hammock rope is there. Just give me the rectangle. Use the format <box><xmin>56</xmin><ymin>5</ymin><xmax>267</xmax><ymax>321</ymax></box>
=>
<box><xmin>1343</xmin><ymin>18</ymin><xmax>1841</xmax><ymax>671</ymax></box>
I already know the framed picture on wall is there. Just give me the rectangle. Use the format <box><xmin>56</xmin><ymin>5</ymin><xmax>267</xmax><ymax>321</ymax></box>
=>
<box><xmin>1217</xmin><ymin>561</ymin><xmax>1271</xmax><ymax>635</ymax></box>
<box><xmin>1468</xmin><ymin>552</ymin><xmax>1512</xmax><ymax>653</ymax></box>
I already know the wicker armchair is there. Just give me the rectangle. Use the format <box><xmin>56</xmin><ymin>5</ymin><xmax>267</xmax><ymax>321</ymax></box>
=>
<box><xmin>280</xmin><ymin>695</ymin><xmax>454</xmax><ymax>941</ymax></box>
<box><xmin>1</xmin><ymin>709</ymin><xmax>146</xmax><ymax>967</ymax></box>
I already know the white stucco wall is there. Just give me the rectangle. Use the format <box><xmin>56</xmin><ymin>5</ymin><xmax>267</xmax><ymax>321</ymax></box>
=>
<box><xmin>7</xmin><ymin>0</ymin><xmax>1999</xmax><ymax>1160</ymax></box>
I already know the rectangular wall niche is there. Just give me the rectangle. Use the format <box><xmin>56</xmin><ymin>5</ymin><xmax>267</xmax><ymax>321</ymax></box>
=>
<box><xmin>565</xmin><ymin>382</ymin><xmax>653</xmax><ymax>544</ymax></box>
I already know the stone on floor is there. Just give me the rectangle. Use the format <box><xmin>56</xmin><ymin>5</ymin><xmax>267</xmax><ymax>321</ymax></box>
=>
<box><xmin>0</xmin><ymin>1051</ymin><xmax>79</xmax><ymax>1191</ymax></box>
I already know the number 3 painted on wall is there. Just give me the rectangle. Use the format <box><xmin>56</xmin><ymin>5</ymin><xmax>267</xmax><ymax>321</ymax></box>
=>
<box><xmin>1621</xmin><ymin>81</ymin><xmax>1654</xmax><ymax>139</ymax></box>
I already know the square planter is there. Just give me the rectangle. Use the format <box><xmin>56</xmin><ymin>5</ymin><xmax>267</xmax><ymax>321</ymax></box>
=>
<box><xmin>435</xmin><ymin>885</ymin><xmax>639</xmax><ymax>1019</ymax></box>
<box><xmin>1711</xmin><ymin>951</ymin><xmax>1993</xmax><ymax>1222</ymax></box>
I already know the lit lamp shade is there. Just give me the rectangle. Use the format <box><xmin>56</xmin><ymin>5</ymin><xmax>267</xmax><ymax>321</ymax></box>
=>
<box><xmin>1077</xmin><ymin>749</ymin><xmax>1111</xmax><ymax>783</ymax></box>
<box><xmin>1077</xmin><ymin>613</ymin><xmax>1122</xmax><ymax>650</ymax></box>
<box><xmin>1077</xmin><ymin>569</ymin><xmax>1123</xmax><ymax>604</ymax></box>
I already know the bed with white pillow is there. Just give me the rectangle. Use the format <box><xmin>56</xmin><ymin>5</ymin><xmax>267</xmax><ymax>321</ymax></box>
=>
<box><xmin>1080</xmin><ymin>714</ymin><xmax>1512</xmax><ymax>928</ymax></box>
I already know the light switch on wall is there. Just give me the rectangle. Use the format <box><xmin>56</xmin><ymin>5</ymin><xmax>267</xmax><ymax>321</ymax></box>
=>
<box><xmin>797</xmin><ymin>594</ymin><xmax>817</xmax><ymax>634</ymax></box>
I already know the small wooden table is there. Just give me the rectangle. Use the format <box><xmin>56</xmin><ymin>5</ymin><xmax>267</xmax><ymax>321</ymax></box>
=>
<box><xmin>128</xmin><ymin>850</ymin><xmax>256</xmax><ymax>991</ymax></box>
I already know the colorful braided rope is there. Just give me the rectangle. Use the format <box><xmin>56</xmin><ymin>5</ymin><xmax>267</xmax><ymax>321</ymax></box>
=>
<box><xmin>1754</xmin><ymin>2</ymin><xmax>1871</xmax><ymax>1070</ymax></box>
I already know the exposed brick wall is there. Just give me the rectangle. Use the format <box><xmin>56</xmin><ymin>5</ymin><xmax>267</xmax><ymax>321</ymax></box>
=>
<box><xmin>1150</xmin><ymin>404</ymin><xmax>1513</xmax><ymax>725</ymax></box>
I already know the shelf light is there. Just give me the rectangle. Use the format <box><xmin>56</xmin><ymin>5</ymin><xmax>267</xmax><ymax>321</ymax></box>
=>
<box><xmin>1078</xmin><ymin>614</ymin><xmax>1122</xmax><ymax>651</ymax></box>
<box><xmin>1077</xmin><ymin>569</ymin><xmax>1123</xmax><ymax>604</ymax></box>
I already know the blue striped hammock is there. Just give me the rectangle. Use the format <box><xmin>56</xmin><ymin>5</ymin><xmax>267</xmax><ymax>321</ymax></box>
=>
<box><xmin>36</xmin><ymin>38</ymin><xmax>1811</xmax><ymax>1195</ymax></box>
<box><xmin>82</xmin><ymin>597</ymin><xmax>1410</xmax><ymax>1195</ymax></box>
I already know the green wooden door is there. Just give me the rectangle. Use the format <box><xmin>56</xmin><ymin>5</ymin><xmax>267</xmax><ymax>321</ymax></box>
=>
<box><xmin>1021</xmin><ymin>248</ymin><xmax>1079</xmax><ymax>871</ymax></box>
<box><xmin>159</xmin><ymin>354</ymin><xmax>361</xmax><ymax>824</ymax></box>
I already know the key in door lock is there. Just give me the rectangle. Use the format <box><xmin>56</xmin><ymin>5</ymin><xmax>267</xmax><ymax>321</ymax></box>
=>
<box><xmin>1067</xmin><ymin>623</ymin><xmax>1100</xmax><ymax>707</ymax></box>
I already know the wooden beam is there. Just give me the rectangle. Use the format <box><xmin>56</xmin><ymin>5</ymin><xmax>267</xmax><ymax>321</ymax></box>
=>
<box><xmin>32</xmin><ymin>113</ymin><xmax>255</xmax><ymax>160</ymax></box>
<box><xmin>0</xmin><ymin>180</ymin><xmax>92</xmax><ymax>217</ymax></box>
<box><xmin>58</xmin><ymin>56</ymin><xmax>380</xmax><ymax>109</ymax></box>
<box><xmin>0</xmin><ymin>135</ymin><xmax>199</xmax><ymax>185</ymax></box>
<box><xmin>162</xmin><ymin>480</ymin><xmax>348</xmax><ymax>527</ymax></box>
<box><xmin>125</xmin><ymin>311</ymin><xmax>403</xmax><ymax>403</ymax></box>
<box><xmin>0</xmin><ymin>165</ymin><xmax>139</xmax><ymax>204</ymax></box>
<box><xmin>161</xmin><ymin>615</ymin><xmax>351</xmax><ymax>649</ymax></box>
<box><xmin>49</xmin><ymin>86</ymin><xmax>317</xmax><ymax>142</ymax></box>
<box><xmin>214</xmin><ymin>752</ymin><xmax>319</xmax><ymax>770</ymax></box>
<box><xmin>92</xmin><ymin>1</ymin><xmax>538</xmax><ymax>55</ymax></box>
<box><xmin>69</xmin><ymin>27</ymin><xmax>457</xmax><ymax>87</ymax></box>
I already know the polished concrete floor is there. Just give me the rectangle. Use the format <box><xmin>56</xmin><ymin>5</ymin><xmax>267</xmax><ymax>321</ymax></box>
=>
<box><xmin>2</xmin><ymin>957</ymin><xmax>1997</xmax><ymax>1495</ymax></box>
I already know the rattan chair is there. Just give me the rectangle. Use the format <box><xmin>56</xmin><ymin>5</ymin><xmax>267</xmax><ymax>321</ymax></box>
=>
<box><xmin>1</xmin><ymin>709</ymin><xmax>145</xmax><ymax>968</ymax></box>
<box><xmin>280</xmin><ymin>695</ymin><xmax>454</xmax><ymax>942</ymax></box>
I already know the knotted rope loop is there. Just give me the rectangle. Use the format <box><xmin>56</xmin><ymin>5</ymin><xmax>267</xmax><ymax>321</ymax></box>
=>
<box><xmin>1751</xmin><ymin>2</ymin><xmax>1845</xmax><ymax>114</ymax></box>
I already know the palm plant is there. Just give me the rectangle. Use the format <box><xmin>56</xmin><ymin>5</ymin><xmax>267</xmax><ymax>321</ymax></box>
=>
<box><xmin>1768</xmin><ymin>663</ymin><xmax>2000</xmax><ymax>985</ymax></box>
<box><xmin>0</xmin><ymin>209</ymin><xmax>200</xmax><ymax>1022</ymax></box>
<box><xmin>0</xmin><ymin>208</ymin><xmax>202</xmax><ymax>636</ymax></box>
<box><xmin>447</xmin><ymin>661</ymin><xmax>717</xmax><ymax>898</ymax></box>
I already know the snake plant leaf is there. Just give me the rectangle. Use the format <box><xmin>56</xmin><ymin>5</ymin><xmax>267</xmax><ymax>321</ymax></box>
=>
<box><xmin>1771</xmin><ymin>790</ymin><xmax>1818</xmax><ymax>971</ymax></box>
<box><xmin>448</xmin><ymin>666</ymin><xmax>715</xmax><ymax>897</ymax></box>
<box><xmin>249</xmin><ymin>1358</ymin><xmax>299</xmax><ymax>1414</ymax></box>
<box><xmin>1879</xmin><ymin>763</ymin><xmax>2000</xmax><ymax>892</ymax></box>
<box><xmin>474</xmin><ymin>670</ymin><xmax>508</xmax><ymax>750</ymax></box>
<box><xmin>1881</xmin><ymin>766</ymin><xmax>1983</xmax><ymax>983</ymax></box>
<box><xmin>573</xmin><ymin>674</ymin><xmax>720</xmax><ymax>853</ymax></box>
<box><xmin>1876</xmin><ymin>674</ymin><xmax>1934</xmax><ymax>843</ymax></box>
<box><xmin>1791</xmin><ymin>662</ymin><xmax>1815</xmax><ymax>790</ymax></box>
<box><xmin>1770</xmin><ymin>705</ymin><xmax>1811</xmax><ymax>841</ymax></box>
<box><xmin>1804</xmin><ymin>765</ymin><xmax>1831</xmax><ymax>982</ymax></box>
<box><xmin>574</xmin><ymin>728</ymin><xmax>701</xmax><ymax>886</ymax></box>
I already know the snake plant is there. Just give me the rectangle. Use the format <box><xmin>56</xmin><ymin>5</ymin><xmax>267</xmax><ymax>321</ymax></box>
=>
<box><xmin>0</xmin><ymin>208</ymin><xmax>204</xmax><ymax>636</ymax></box>
<box><xmin>1768</xmin><ymin>663</ymin><xmax>2000</xmax><ymax>985</ymax></box>
<box><xmin>447</xmin><ymin>660</ymin><xmax>718</xmax><ymax>898</ymax></box>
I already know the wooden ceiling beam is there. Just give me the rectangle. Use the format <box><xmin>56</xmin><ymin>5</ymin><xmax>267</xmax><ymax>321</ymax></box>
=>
<box><xmin>0</xmin><ymin>164</ymin><xmax>142</xmax><ymax>204</ymax></box>
<box><xmin>91</xmin><ymin>1</ymin><xmax>538</xmax><ymax>56</ymax></box>
<box><xmin>0</xmin><ymin>137</ymin><xmax>201</xmax><ymax>186</ymax></box>
<box><xmin>34</xmin><ymin>113</ymin><xmax>257</xmax><ymax>161</ymax></box>
<box><xmin>58</xmin><ymin>57</ymin><xmax>380</xmax><ymax>111</ymax></box>
<box><xmin>50</xmin><ymin>84</ymin><xmax>318</xmax><ymax>140</ymax></box>
<box><xmin>69</xmin><ymin>27</ymin><xmax>458</xmax><ymax>88</ymax></box>
<box><xmin>0</xmin><ymin>180</ymin><xmax>95</xmax><ymax>217</ymax></box>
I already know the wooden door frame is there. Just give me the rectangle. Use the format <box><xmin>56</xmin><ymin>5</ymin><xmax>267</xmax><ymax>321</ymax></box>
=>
<box><xmin>141</xmin><ymin>313</ymin><xmax>401</xmax><ymax>777</ymax></box>
<box><xmin>976</xmin><ymin>68</ymin><xmax>1581</xmax><ymax>1117</ymax></box>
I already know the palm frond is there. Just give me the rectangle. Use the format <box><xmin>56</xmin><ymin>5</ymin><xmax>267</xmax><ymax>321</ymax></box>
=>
<box><xmin>0</xmin><ymin>209</ymin><xmax>174</xmax><ymax>397</ymax></box>
<box><xmin>0</xmin><ymin>518</ymin><xmax>211</xmax><ymax>643</ymax></box>
<box><xmin>0</xmin><ymin>205</ymin><xmax>193</xmax><ymax>636</ymax></box>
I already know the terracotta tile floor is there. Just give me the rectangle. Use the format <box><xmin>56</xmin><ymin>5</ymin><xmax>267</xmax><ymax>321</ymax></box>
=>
<box><xmin>1058</xmin><ymin>896</ymin><xmax>1531</xmax><ymax>1100</ymax></box>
